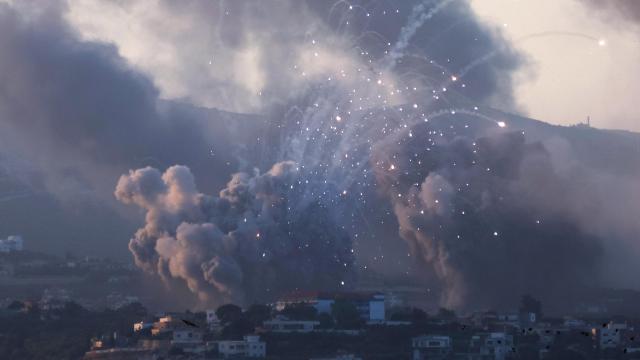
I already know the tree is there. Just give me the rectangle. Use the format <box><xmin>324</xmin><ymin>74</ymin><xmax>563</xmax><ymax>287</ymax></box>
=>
<box><xmin>317</xmin><ymin>313</ymin><xmax>335</xmax><ymax>329</ymax></box>
<box><xmin>221</xmin><ymin>317</ymin><xmax>254</xmax><ymax>340</ymax></box>
<box><xmin>116</xmin><ymin>302</ymin><xmax>147</xmax><ymax>318</ymax></box>
<box><xmin>436</xmin><ymin>307</ymin><xmax>456</xmax><ymax>321</ymax></box>
<box><xmin>245</xmin><ymin>304</ymin><xmax>271</xmax><ymax>327</ymax></box>
<box><xmin>60</xmin><ymin>301</ymin><xmax>86</xmax><ymax>317</ymax></box>
<box><xmin>389</xmin><ymin>306</ymin><xmax>412</xmax><ymax>321</ymax></box>
<box><xmin>519</xmin><ymin>294</ymin><xmax>542</xmax><ymax>318</ymax></box>
<box><xmin>411</xmin><ymin>308</ymin><xmax>428</xmax><ymax>326</ymax></box>
<box><xmin>281</xmin><ymin>302</ymin><xmax>318</xmax><ymax>320</ymax></box>
<box><xmin>331</xmin><ymin>300</ymin><xmax>362</xmax><ymax>329</ymax></box>
<box><xmin>216</xmin><ymin>304</ymin><xmax>242</xmax><ymax>325</ymax></box>
<box><xmin>7</xmin><ymin>301</ymin><xmax>23</xmax><ymax>312</ymax></box>
<box><xmin>388</xmin><ymin>306</ymin><xmax>428</xmax><ymax>324</ymax></box>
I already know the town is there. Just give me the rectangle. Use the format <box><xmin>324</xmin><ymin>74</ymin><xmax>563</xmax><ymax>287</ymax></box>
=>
<box><xmin>75</xmin><ymin>292</ymin><xmax>640</xmax><ymax>360</ymax></box>
<box><xmin>3</xmin><ymin>286</ymin><xmax>640</xmax><ymax>359</ymax></box>
<box><xmin>2</xmin><ymin>240</ymin><xmax>640</xmax><ymax>359</ymax></box>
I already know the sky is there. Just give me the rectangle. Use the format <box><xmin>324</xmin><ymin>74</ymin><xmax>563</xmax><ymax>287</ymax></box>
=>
<box><xmin>58</xmin><ymin>0</ymin><xmax>640</xmax><ymax>131</ymax></box>
<box><xmin>0</xmin><ymin>0</ymin><xmax>639</xmax><ymax>309</ymax></box>
<box><xmin>470</xmin><ymin>0</ymin><xmax>640</xmax><ymax>131</ymax></box>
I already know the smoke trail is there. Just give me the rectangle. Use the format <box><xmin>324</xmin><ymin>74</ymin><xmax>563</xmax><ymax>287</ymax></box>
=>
<box><xmin>385</xmin><ymin>0</ymin><xmax>456</xmax><ymax>68</ymax></box>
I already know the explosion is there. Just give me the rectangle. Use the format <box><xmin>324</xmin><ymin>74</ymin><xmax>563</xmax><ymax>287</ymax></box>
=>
<box><xmin>105</xmin><ymin>0</ymin><xmax>637</xmax><ymax>308</ymax></box>
<box><xmin>115</xmin><ymin>162</ymin><xmax>354</xmax><ymax>305</ymax></box>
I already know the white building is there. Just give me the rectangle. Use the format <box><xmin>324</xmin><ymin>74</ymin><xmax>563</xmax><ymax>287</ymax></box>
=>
<box><xmin>263</xmin><ymin>318</ymin><xmax>320</xmax><ymax>333</ymax></box>
<box><xmin>0</xmin><ymin>235</ymin><xmax>23</xmax><ymax>252</ymax></box>
<box><xmin>216</xmin><ymin>335</ymin><xmax>266</xmax><ymax>358</ymax></box>
<box><xmin>367</xmin><ymin>294</ymin><xmax>386</xmax><ymax>322</ymax></box>
<box><xmin>412</xmin><ymin>335</ymin><xmax>451</xmax><ymax>360</ymax></box>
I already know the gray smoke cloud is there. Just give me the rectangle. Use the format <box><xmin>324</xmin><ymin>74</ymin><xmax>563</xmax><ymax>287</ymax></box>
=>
<box><xmin>370</xmin><ymin>111</ymin><xmax>640</xmax><ymax>309</ymax></box>
<box><xmin>115</xmin><ymin>162</ymin><xmax>354</xmax><ymax>305</ymax></box>
<box><xmin>580</xmin><ymin>0</ymin><xmax>640</xmax><ymax>24</ymax></box>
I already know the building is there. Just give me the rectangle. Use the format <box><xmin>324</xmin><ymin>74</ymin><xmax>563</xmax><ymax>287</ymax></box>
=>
<box><xmin>0</xmin><ymin>235</ymin><xmax>23</xmax><ymax>252</ymax></box>
<box><xmin>216</xmin><ymin>335</ymin><xmax>266</xmax><ymax>358</ymax></box>
<box><xmin>496</xmin><ymin>313</ymin><xmax>519</xmax><ymax>328</ymax></box>
<box><xmin>276</xmin><ymin>291</ymin><xmax>385</xmax><ymax>322</ymax></box>
<box><xmin>263</xmin><ymin>318</ymin><xmax>320</xmax><ymax>333</ymax></box>
<box><xmin>469</xmin><ymin>311</ymin><xmax>498</xmax><ymax>328</ymax></box>
<box><xmin>206</xmin><ymin>309</ymin><xmax>222</xmax><ymax>332</ymax></box>
<box><xmin>563</xmin><ymin>318</ymin><xmax>587</xmax><ymax>328</ymax></box>
<box><xmin>172</xmin><ymin>329</ymin><xmax>203</xmax><ymax>345</ymax></box>
<box><xmin>151</xmin><ymin>314</ymin><xmax>186</xmax><ymax>335</ymax></box>
<box><xmin>470</xmin><ymin>332</ymin><xmax>514</xmax><ymax>360</ymax></box>
<box><xmin>519</xmin><ymin>312</ymin><xmax>538</xmax><ymax>327</ymax></box>
<box><xmin>412</xmin><ymin>335</ymin><xmax>451</xmax><ymax>360</ymax></box>
<box><xmin>595</xmin><ymin>322</ymin><xmax>628</xmax><ymax>349</ymax></box>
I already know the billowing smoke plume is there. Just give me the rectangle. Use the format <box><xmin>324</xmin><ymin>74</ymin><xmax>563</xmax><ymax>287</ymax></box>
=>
<box><xmin>115</xmin><ymin>162</ymin><xmax>354</xmax><ymax>305</ymax></box>
<box><xmin>372</xmin><ymin>116</ymin><xmax>607</xmax><ymax>309</ymax></box>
